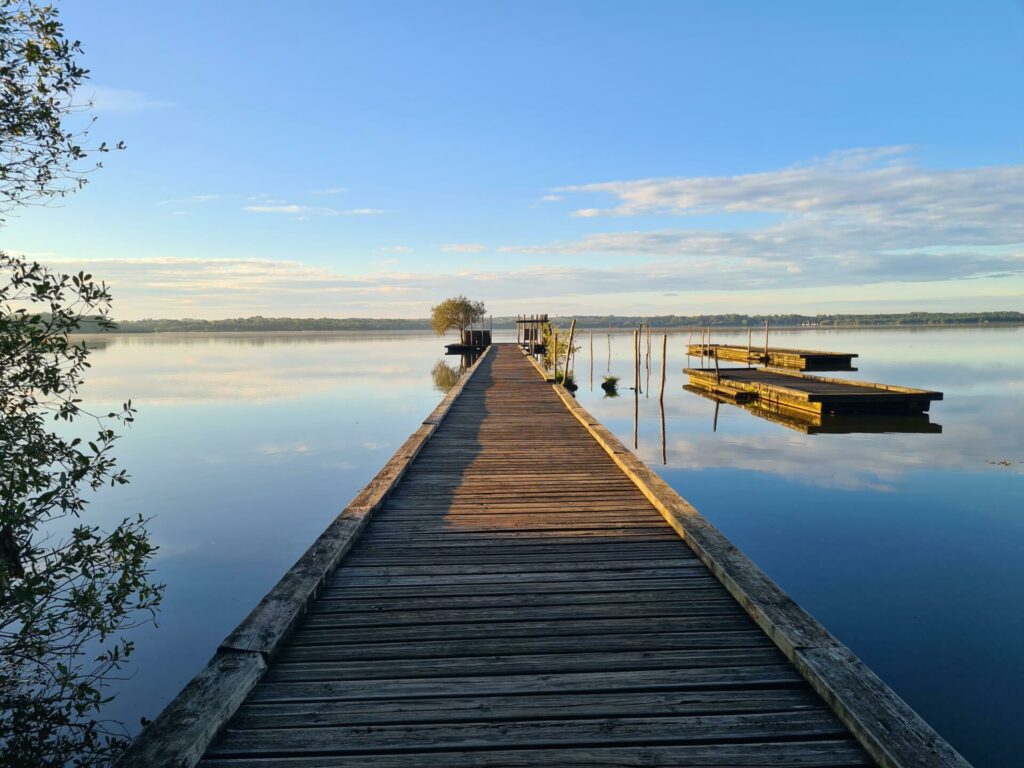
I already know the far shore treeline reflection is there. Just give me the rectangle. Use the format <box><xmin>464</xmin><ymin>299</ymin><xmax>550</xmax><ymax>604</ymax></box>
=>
<box><xmin>71</xmin><ymin>310</ymin><xmax>1024</xmax><ymax>333</ymax></box>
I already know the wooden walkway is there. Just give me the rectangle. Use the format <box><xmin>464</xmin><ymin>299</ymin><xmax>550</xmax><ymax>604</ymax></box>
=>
<box><xmin>200</xmin><ymin>344</ymin><xmax>870</xmax><ymax>766</ymax></box>
<box><xmin>121</xmin><ymin>344</ymin><xmax>969</xmax><ymax>768</ymax></box>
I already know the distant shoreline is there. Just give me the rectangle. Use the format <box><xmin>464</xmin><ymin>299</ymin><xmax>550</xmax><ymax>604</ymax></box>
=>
<box><xmin>84</xmin><ymin>311</ymin><xmax>1023</xmax><ymax>334</ymax></box>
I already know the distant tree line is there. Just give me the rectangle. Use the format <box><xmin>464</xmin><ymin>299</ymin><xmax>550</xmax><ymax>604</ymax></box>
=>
<box><xmin>102</xmin><ymin>311</ymin><xmax>1024</xmax><ymax>333</ymax></box>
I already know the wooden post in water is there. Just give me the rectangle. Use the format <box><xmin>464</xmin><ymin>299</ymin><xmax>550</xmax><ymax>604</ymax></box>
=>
<box><xmin>563</xmin><ymin>319</ymin><xmax>576</xmax><ymax>386</ymax></box>
<box><xmin>763</xmin><ymin>319</ymin><xmax>770</xmax><ymax>365</ymax></box>
<box><xmin>659</xmin><ymin>333</ymin><xmax>667</xmax><ymax>402</ymax></box>
<box><xmin>660</xmin><ymin>396</ymin><xmax>666</xmax><ymax>465</ymax></box>
<box><xmin>714</xmin><ymin>346</ymin><xmax>720</xmax><ymax>384</ymax></box>
<box><xmin>646</xmin><ymin>324</ymin><xmax>651</xmax><ymax>398</ymax></box>
<box><xmin>633</xmin><ymin>330</ymin><xmax>639</xmax><ymax>393</ymax></box>
<box><xmin>747</xmin><ymin>327</ymin><xmax>752</xmax><ymax>366</ymax></box>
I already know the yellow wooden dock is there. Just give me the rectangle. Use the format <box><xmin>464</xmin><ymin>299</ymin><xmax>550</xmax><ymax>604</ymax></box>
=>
<box><xmin>686</xmin><ymin>366</ymin><xmax>942</xmax><ymax>416</ymax></box>
<box><xmin>687</xmin><ymin>343</ymin><xmax>857</xmax><ymax>371</ymax></box>
<box><xmin>118</xmin><ymin>344</ymin><xmax>969</xmax><ymax>768</ymax></box>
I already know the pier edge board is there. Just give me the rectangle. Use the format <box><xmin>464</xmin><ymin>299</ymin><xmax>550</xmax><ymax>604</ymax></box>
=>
<box><xmin>536</xmin><ymin>351</ymin><xmax>970</xmax><ymax>768</ymax></box>
<box><xmin>116</xmin><ymin>344</ymin><xmax>494</xmax><ymax>768</ymax></box>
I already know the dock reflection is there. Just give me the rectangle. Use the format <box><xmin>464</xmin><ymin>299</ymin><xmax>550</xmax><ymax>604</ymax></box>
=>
<box><xmin>683</xmin><ymin>386</ymin><xmax>942</xmax><ymax>434</ymax></box>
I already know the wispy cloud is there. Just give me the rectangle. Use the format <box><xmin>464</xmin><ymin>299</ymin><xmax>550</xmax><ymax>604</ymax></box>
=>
<box><xmin>243</xmin><ymin>204</ymin><xmax>308</xmax><ymax>214</ymax></box>
<box><xmin>381</xmin><ymin>246</ymin><xmax>414</xmax><ymax>253</ymax></box>
<box><xmin>37</xmin><ymin>255</ymin><xmax>1024</xmax><ymax>319</ymax></box>
<box><xmin>85</xmin><ymin>86</ymin><xmax>175</xmax><ymax>114</ymax></box>
<box><xmin>442</xmin><ymin>243</ymin><xmax>486</xmax><ymax>253</ymax></box>
<box><xmin>242</xmin><ymin>204</ymin><xmax>384</xmax><ymax>217</ymax></box>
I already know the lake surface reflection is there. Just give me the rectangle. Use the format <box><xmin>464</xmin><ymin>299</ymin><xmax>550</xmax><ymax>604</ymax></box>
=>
<box><xmin>79</xmin><ymin>328</ymin><xmax>1021</xmax><ymax>767</ymax></box>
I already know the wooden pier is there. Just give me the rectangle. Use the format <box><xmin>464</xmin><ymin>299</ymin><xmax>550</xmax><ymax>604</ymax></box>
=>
<box><xmin>686</xmin><ymin>366</ymin><xmax>942</xmax><ymax>416</ymax></box>
<box><xmin>688</xmin><ymin>343</ymin><xmax>857</xmax><ymax>371</ymax></box>
<box><xmin>120</xmin><ymin>344</ymin><xmax>968</xmax><ymax>768</ymax></box>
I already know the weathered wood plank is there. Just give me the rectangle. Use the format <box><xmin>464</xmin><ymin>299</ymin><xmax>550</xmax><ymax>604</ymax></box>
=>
<box><xmin>198</xmin><ymin>740</ymin><xmax>873</xmax><ymax>767</ymax></box>
<box><xmin>229</xmin><ymin>686</ymin><xmax>822</xmax><ymax>728</ymax></box>
<box><xmin>116</xmin><ymin>652</ymin><xmax>266</xmax><ymax>767</ymax></box>
<box><xmin>246</xmin><ymin>664</ymin><xmax>807</xmax><ymax>703</ymax></box>
<box><xmin>207</xmin><ymin>710</ymin><xmax>849</xmax><ymax>755</ymax></box>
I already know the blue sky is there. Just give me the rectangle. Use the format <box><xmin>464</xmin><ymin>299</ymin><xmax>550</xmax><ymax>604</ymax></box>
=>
<box><xmin>4</xmin><ymin>0</ymin><xmax>1024</xmax><ymax>318</ymax></box>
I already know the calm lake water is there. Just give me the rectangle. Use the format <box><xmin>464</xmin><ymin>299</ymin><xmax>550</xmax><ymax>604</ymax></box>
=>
<box><xmin>77</xmin><ymin>328</ymin><xmax>1022</xmax><ymax>766</ymax></box>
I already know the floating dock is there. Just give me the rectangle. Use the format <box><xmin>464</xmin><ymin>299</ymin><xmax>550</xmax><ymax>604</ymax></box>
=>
<box><xmin>686</xmin><ymin>366</ymin><xmax>942</xmax><ymax>416</ymax></box>
<box><xmin>120</xmin><ymin>344</ymin><xmax>967</xmax><ymax>768</ymax></box>
<box><xmin>688</xmin><ymin>343</ymin><xmax>858</xmax><ymax>371</ymax></box>
<box><xmin>445</xmin><ymin>329</ymin><xmax>492</xmax><ymax>354</ymax></box>
<box><xmin>684</xmin><ymin>385</ymin><xmax>942</xmax><ymax>434</ymax></box>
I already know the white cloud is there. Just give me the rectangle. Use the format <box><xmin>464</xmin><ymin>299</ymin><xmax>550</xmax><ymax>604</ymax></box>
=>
<box><xmin>381</xmin><ymin>246</ymin><xmax>414</xmax><ymax>253</ymax></box>
<box><xmin>540</xmin><ymin>194</ymin><xmax>562</xmax><ymax>202</ymax></box>
<box><xmin>243</xmin><ymin>205</ymin><xmax>307</xmax><ymax>214</ymax></box>
<box><xmin>442</xmin><ymin>243</ymin><xmax>486</xmax><ymax>253</ymax></box>
<box><xmin>344</xmin><ymin>208</ymin><xmax>384</xmax><ymax>216</ymax></box>
<box><xmin>85</xmin><ymin>86</ymin><xmax>174</xmax><ymax>113</ymax></box>
<box><xmin>508</xmin><ymin>148</ymin><xmax>1024</xmax><ymax>287</ymax></box>
<box><xmin>557</xmin><ymin>147</ymin><xmax>1024</xmax><ymax>221</ymax></box>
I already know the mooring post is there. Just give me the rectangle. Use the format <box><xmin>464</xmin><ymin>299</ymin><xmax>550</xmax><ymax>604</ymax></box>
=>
<box><xmin>660</xmin><ymin>333</ymin><xmax>667</xmax><ymax>402</ymax></box>
<box><xmin>747</xmin><ymin>327</ymin><xmax>752</xmax><ymax>366</ymax></box>
<box><xmin>607</xmin><ymin>324</ymin><xmax>612</xmax><ymax>373</ymax></box>
<box><xmin>764</xmin><ymin>319</ymin><xmax>770</xmax><ymax>365</ymax></box>
<box><xmin>660</xmin><ymin>396</ymin><xmax>666</xmax><ymax>465</ymax></box>
<box><xmin>714</xmin><ymin>346</ymin><xmax>720</xmax><ymax>384</ymax></box>
<box><xmin>563</xmin><ymin>319</ymin><xmax>576</xmax><ymax>386</ymax></box>
<box><xmin>633</xmin><ymin>329</ymin><xmax>639</xmax><ymax>393</ymax></box>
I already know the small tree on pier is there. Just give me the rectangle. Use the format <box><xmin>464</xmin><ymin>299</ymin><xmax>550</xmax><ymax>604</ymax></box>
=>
<box><xmin>430</xmin><ymin>295</ymin><xmax>486</xmax><ymax>337</ymax></box>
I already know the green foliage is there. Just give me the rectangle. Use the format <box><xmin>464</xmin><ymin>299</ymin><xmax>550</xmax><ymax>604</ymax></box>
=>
<box><xmin>1</xmin><ymin>0</ymin><xmax>122</xmax><ymax>221</ymax></box>
<box><xmin>1</xmin><ymin>254</ymin><xmax>162</xmax><ymax>766</ymax></box>
<box><xmin>540</xmin><ymin>323</ymin><xmax>580</xmax><ymax>374</ymax></box>
<box><xmin>2</xmin><ymin>3</ymin><xmax>157</xmax><ymax>764</ymax></box>
<box><xmin>429</xmin><ymin>296</ymin><xmax>485</xmax><ymax>337</ymax></box>
<box><xmin>554</xmin><ymin>370</ymin><xmax>576</xmax><ymax>389</ymax></box>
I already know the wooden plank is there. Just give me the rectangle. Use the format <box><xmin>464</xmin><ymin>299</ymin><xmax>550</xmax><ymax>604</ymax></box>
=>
<box><xmin>207</xmin><ymin>710</ymin><xmax>849</xmax><ymax>755</ymax></box>
<box><xmin>228</xmin><ymin>687</ymin><xmax>821</xmax><ymax>728</ymax></box>
<box><xmin>198</xmin><ymin>740</ymin><xmax>873</xmax><ymax>767</ymax></box>
<box><xmin>276</xmin><ymin>628</ymin><xmax>769</xmax><ymax>662</ymax></box>
<box><xmin>245</xmin><ymin>664</ymin><xmax>808</xmax><ymax>703</ymax></box>
<box><xmin>263</xmin><ymin>647</ymin><xmax>787</xmax><ymax>683</ymax></box>
<box><xmin>289</xmin><ymin>615</ymin><xmax>756</xmax><ymax>645</ymax></box>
